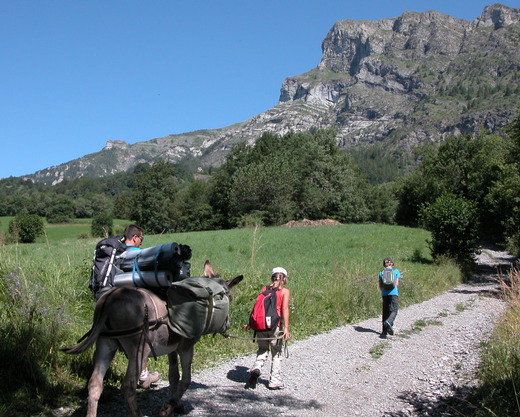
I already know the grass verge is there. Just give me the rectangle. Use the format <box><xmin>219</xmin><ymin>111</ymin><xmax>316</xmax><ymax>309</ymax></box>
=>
<box><xmin>468</xmin><ymin>268</ymin><xmax>520</xmax><ymax>416</ymax></box>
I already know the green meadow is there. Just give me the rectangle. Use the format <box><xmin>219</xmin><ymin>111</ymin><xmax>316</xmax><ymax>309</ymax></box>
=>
<box><xmin>1</xmin><ymin>222</ymin><xmax>463</xmax><ymax>415</ymax></box>
<box><xmin>0</xmin><ymin>217</ymin><xmax>131</xmax><ymax>243</ymax></box>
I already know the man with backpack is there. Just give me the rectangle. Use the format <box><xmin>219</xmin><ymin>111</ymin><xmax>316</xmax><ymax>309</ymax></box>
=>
<box><xmin>244</xmin><ymin>267</ymin><xmax>291</xmax><ymax>390</ymax></box>
<box><xmin>378</xmin><ymin>257</ymin><xmax>402</xmax><ymax>338</ymax></box>
<box><xmin>90</xmin><ymin>224</ymin><xmax>143</xmax><ymax>301</ymax></box>
<box><xmin>90</xmin><ymin>224</ymin><xmax>161</xmax><ymax>388</ymax></box>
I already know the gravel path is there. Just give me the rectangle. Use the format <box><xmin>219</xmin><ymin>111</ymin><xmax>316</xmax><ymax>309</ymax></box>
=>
<box><xmin>61</xmin><ymin>248</ymin><xmax>516</xmax><ymax>417</ymax></box>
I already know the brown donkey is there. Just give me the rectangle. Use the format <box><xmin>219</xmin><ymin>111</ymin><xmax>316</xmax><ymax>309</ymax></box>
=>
<box><xmin>62</xmin><ymin>261</ymin><xmax>243</xmax><ymax>417</ymax></box>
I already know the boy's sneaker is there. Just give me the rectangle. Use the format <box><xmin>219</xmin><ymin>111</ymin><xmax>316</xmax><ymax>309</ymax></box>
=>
<box><xmin>268</xmin><ymin>382</ymin><xmax>284</xmax><ymax>390</ymax></box>
<box><xmin>247</xmin><ymin>369</ymin><xmax>261</xmax><ymax>389</ymax></box>
<box><xmin>383</xmin><ymin>321</ymin><xmax>394</xmax><ymax>336</ymax></box>
<box><xmin>138</xmin><ymin>371</ymin><xmax>161</xmax><ymax>389</ymax></box>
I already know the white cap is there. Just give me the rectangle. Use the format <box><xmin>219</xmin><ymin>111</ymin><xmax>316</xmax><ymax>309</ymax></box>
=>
<box><xmin>271</xmin><ymin>267</ymin><xmax>287</xmax><ymax>277</ymax></box>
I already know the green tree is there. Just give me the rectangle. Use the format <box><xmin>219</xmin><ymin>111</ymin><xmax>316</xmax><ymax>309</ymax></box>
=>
<box><xmin>8</xmin><ymin>213</ymin><xmax>45</xmax><ymax>243</ymax></box>
<box><xmin>368</xmin><ymin>183</ymin><xmax>398</xmax><ymax>224</ymax></box>
<box><xmin>210</xmin><ymin>129</ymin><xmax>371</xmax><ymax>228</ymax></box>
<box><xmin>209</xmin><ymin>142</ymin><xmax>253</xmax><ymax>229</ymax></box>
<box><xmin>170</xmin><ymin>180</ymin><xmax>215</xmax><ymax>232</ymax></box>
<box><xmin>419</xmin><ymin>193</ymin><xmax>480</xmax><ymax>266</ymax></box>
<box><xmin>493</xmin><ymin>110</ymin><xmax>520</xmax><ymax>253</ymax></box>
<box><xmin>113</xmin><ymin>191</ymin><xmax>132</xmax><ymax>220</ymax></box>
<box><xmin>228</xmin><ymin>155</ymin><xmax>297</xmax><ymax>225</ymax></box>
<box><xmin>46</xmin><ymin>195</ymin><xmax>75</xmax><ymax>223</ymax></box>
<box><xmin>130</xmin><ymin>161</ymin><xmax>178</xmax><ymax>234</ymax></box>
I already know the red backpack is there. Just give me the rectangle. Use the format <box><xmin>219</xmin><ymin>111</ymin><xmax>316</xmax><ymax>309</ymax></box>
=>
<box><xmin>249</xmin><ymin>287</ymin><xmax>281</xmax><ymax>331</ymax></box>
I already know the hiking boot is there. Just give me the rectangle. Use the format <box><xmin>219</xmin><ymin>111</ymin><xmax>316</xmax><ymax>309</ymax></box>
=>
<box><xmin>384</xmin><ymin>321</ymin><xmax>394</xmax><ymax>336</ymax></box>
<box><xmin>138</xmin><ymin>371</ymin><xmax>161</xmax><ymax>389</ymax></box>
<box><xmin>379</xmin><ymin>332</ymin><xmax>387</xmax><ymax>339</ymax></box>
<box><xmin>247</xmin><ymin>369</ymin><xmax>261</xmax><ymax>389</ymax></box>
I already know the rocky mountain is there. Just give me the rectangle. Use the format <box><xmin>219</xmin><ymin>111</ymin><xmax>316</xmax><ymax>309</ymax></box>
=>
<box><xmin>25</xmin><ymin>4</ymin><xmax>520</xmax><ymax>185</ymax></box>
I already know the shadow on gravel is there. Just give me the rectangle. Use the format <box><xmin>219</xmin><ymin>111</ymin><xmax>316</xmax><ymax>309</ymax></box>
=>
<box><xmin>184</xmin><ymin>387</ymin><xmax>324</xmax><ymax>416</ymax></box>
<box><xmin>387</xmin><ymin>387</ymin><xmax>481</xmax><ymax>417</ymax></box>
<box><xmin>353</xmin><ymin>325</ymin><xmax>380</xmax><ymax>335</ymax></box>
<box><xmin>226</xmin><ymin>365</ymin><xmax>249</xmax><ymax>382</ymax></box>
<box><xmin>66</xmin><ymin>372</ymin><xmax>324</xmax><ymax>417</ymax></box>
<box><xmin>448</xmin><ymin>287</ymin><xmax>499</xmax><ymax>297</ymax></box>
<box><xmin>67</xmin><ymin>385</ymin><xmax>172</xmax><ymax>417</ymax></box>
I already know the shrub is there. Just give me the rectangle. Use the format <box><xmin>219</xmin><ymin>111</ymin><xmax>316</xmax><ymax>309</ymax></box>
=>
<box><xmin>419</xmin><ymin>193</ymin><xmax>480</xmax><ymax>266</ymax></box>
<box><xmin>8</xmin><ymin>213</ymin><xmax>45</xmax><ymax>243</ymax></box>
<box><xmin>91</xmin><ymin>213</ymin><xmax>113</xmax><ymax>238</ymax></box>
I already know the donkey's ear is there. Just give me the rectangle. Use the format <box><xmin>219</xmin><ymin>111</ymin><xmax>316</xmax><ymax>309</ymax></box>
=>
<box><xmin>203</xmin><ymin>260</ymin><xmax>216</xmax><ymax>278</ymax></box>
<box><xmin>227</xmin><ymin>275</ymin><xmax>244</xmax><ymax>289</ymax></box>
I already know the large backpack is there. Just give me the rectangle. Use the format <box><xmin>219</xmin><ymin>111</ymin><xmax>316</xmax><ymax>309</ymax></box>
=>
<box><xmin>249</xmin><ymin>287</ymin><xmax>281</xmax><ymax>331</ymax></box>
<box><xmin>167</xmin><ymin>277</ymin><xmax>230</xmax><ymax>339</ymax></box>
<box><xmin>381</xmin><ymin>268</ymin><xmax>396</xmax><ymax>290</ymax></box>
<box><xmin>89</xmin><ymin>236</ymin><xmax>128</xmax><ymax>296</ymax></box>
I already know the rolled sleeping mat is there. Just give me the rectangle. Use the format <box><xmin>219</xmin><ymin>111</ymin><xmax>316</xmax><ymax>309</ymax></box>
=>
<box><xmin>119</xmin><ymin>242</ymin><xmax>191</xmax><ymax>273</ymax></box>
<box><xmin>113</xmin><ymin>270</ymin><xmax>174</xmax><ymax>288</ymax></box>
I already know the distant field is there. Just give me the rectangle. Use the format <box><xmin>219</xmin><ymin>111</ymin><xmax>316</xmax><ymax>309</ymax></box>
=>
<box><xmin>0</xmin><ymin>216</ymin><xmax>14</xmax><ymax>234</ymax></box>
<box><xmin>0</xmin><ymin>216</ymin><xmax>131</xmax><ymax>242</ymax></box>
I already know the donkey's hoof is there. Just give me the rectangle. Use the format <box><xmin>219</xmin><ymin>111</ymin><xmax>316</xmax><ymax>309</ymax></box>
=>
<box><xmin>160</xmin><ymin>401</ymin><xmax>185</xmax><ymax>416</ymax></box>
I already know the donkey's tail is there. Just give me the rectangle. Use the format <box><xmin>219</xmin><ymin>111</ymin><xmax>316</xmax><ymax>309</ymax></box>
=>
<box><xmin>60</xmin><ymin>292</ymin><xmax>111</xmax><ymax>354</ymax></box>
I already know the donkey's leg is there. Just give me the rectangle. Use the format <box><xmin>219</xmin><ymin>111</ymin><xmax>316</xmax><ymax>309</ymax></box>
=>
<box><xmin>120</xmin><ymin>339</ymin><xmax>149</xmax><ymax>417</ymax></box>
<box><xmin>86</xmin><ymin>338</ymin><xmax>118</xmax><ymax>417</ymax></box>
<box><xmin>177</xmin><ymin>343</ymin><xmax>195</xmax><ymax>400</ymax></box>
<box><xmin>159</xmin><ymin>351</ymin><xmax>182</xmax><ymax>417</ymax></box>
<box><xmin>168</xmin><ymin>342</ymin><xmax>196</xmax><ymax>414</ymax></box>
<box><xmin>160</xmin><ymin>342</ymin><xmax>195</xmax><ymax>417</ymax></box>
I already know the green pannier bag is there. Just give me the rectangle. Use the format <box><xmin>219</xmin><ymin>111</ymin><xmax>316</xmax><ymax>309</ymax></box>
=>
<box><xmin>167</xmin><ymin>276</ymin><xmax>230</xmax><ymax>339</ymax></box>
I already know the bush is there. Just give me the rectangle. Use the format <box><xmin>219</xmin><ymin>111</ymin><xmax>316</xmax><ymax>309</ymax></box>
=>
<box><xmin>419</xmin><ymin>193</ymin><xmax>480</xmax><ymax>266</ymax></box>
<box><xmin>8</xmin><ymin>213</ymin><xmax>45</xmax><ymax>243</ymax></box>
<box><xmin>91</xmin><ymin>213</ymin><xmax>113</xmax><ymax>238</ymax></box>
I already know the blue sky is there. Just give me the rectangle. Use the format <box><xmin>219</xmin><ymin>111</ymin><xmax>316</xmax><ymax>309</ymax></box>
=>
<box><xmin>1</xmin><ymin>0</ymin><xmax>519</xmax><ymax>179</ymax></box>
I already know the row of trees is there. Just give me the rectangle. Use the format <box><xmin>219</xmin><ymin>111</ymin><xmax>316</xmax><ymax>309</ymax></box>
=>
<box><xmin>124</xmin><ymin>129</ymin><xmax>389</xmax><ymax>232</ymax></box>
<box><xmin>2</xmin><ymin>113</ymin><xmax>520</xmax><ymax>263</ymax></box>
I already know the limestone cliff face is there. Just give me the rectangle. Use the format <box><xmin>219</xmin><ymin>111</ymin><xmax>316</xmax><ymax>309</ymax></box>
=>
<box><xmin>24</xmin><ymin>4</ymin><xmax>520</xmax><ymax>185</ymax></box>
<box><xmin>277</xmin><ymin>4</ymin><xmax>520</xmax><ymax>151</ymax></box>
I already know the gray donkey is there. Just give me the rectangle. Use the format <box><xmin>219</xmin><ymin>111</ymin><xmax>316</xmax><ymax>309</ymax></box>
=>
<box><xmin>62</xmin><ymin>261</ymin><xmax>243</xmax><ymax>417</ymax></box>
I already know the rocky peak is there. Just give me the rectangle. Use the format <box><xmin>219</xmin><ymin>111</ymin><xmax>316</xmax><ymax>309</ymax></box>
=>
<box><xmin>317</xmin><ymin>10</ymin><xmax>470</xmax><ymax>76</ymax></box>
<box><xmin>103</xmin><ymin>140</ymin><xmax>128</xmax><ymax>150</ymax></box>
<box><xmin>475</xmin><ymin>3</ymin><xmax>520</xmax><ymax>29</ymax></box>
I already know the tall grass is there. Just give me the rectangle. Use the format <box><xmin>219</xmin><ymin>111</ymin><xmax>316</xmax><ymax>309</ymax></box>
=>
<box><xmin>0</xmin><ymin>224</ymin><xmax>462</xmax><ymax>415</ymax></box>
<box><xmin>472</xmin><ymin>268</ymin><xmax>520</xmax><ymax>416</ymax></box>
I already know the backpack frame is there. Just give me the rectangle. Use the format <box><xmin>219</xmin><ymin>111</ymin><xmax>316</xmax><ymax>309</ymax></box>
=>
<box><xmin>89</xmin><ymin>236</ymin><xmax>128</xmax><ymax>296</ymax></box>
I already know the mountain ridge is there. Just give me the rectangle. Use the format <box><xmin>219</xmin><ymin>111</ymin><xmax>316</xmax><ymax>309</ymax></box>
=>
<box><xmin>23</xmin><ymin>4</ymin><xmax>520</xmax><ymax>185</ymax></box>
